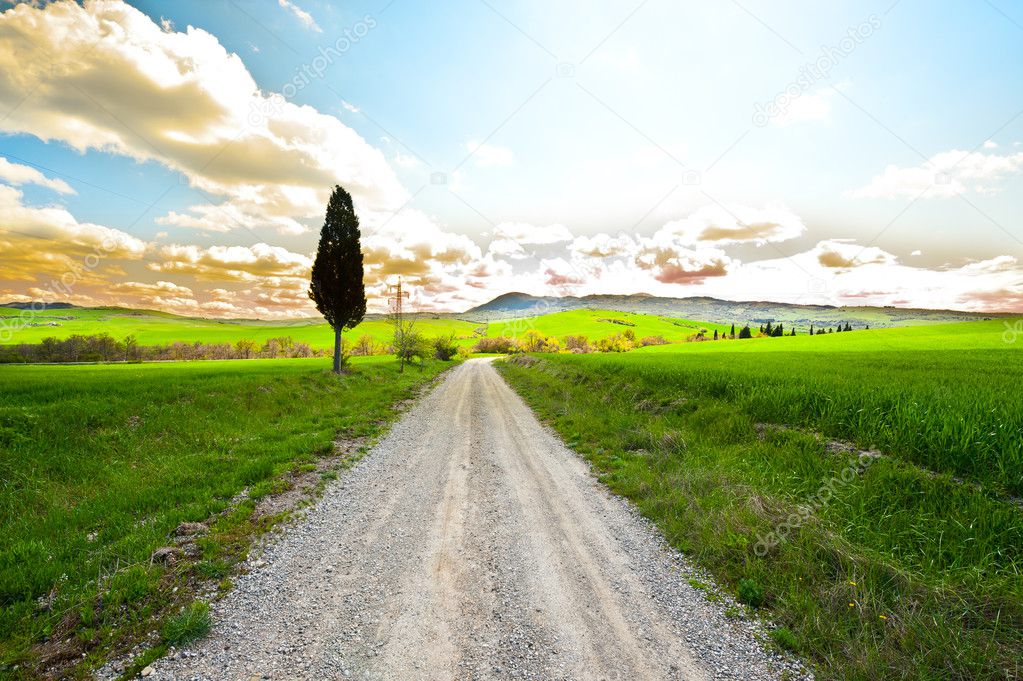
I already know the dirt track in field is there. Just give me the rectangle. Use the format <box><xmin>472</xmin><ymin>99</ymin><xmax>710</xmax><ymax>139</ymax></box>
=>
<box><xmin>144</xmin><ymin>358</ymin><xmax>803</xmax><ymax>680</ymax></box>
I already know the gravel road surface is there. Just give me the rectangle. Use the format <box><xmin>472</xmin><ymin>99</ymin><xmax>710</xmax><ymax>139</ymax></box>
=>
<box><xmin>144</xmin><ymin>358</ymin><xmax>806</xmax><ymax>680</ymax></box>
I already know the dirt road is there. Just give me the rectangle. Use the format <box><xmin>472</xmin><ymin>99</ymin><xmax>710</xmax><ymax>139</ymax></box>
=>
<box><xmin>145</xmin><ymin>359</ymin><xmax>803</xmax><ymax>680</ymax></box>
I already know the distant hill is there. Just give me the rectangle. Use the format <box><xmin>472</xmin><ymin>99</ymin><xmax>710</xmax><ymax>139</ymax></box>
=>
<box><xmin>0</xmin><ymin>301</ymin><xmax>78</xmax><ymax>310</ymax></box>
<box><xmin>463</xmin><ymin>292</ymin><xmax>1009</xmax><ymax>328</ymax></box>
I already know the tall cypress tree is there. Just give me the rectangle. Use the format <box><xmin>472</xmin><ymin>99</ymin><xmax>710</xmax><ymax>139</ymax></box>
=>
<box><xmin>309</xmin><ymin>185</ymin><xmax>366</xmax><ymax>373</ymax></box>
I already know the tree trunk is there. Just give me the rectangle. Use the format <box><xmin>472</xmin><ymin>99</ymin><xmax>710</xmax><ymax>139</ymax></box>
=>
<box><xmin>333</xmin><ymin>328</ymin><xmax>342</xmax><ymax>374</ymax></box>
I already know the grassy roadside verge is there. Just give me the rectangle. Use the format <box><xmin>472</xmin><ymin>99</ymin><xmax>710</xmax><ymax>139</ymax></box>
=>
<box><xmin>497</xmin><ymin>354</ymin><xmax>1023</xmax><ymax>680</ymax></box>
<box><xmin>0</xmin><ymin>357</ymin><xmax>451</xmax><ymax>678</ymax></box>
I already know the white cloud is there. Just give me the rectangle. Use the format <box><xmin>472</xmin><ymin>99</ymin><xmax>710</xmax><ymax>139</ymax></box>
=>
<box><xmin>278</xmin><ymin>0</ymin><xmax>321</xmax><ymax>32</ymax></box>
<box><xmin>492</xmin><ymin>222</ymin><xmax>573</xmax><ymax>245</ymax></box>
<box><xmin>0</xmin><ymin>157</ymin><xmax>75</xmax><ymax>194</ymax></box>
<box><xmin>0</xmin><ymin>184</ymin><xmax>146</xmax><ymax>281</ymax></box>
<box><xmin>149</xmin><ymin>242</ymin><xmax>312</xmax><ymax>282</ymax></box>
<box><xmin>0</xmin><ymin>0</ymin><xmax>405</xmax><ymax>234</ymax></box>
<box><xmin>393</xmin><ymin>152</ymin><xmax>420</xmax><ymax>169</ymax></box>
<box><xmin>847</xmin><ymin>149</ymin><xmax>1023</xmax><ymax>199</ymax></box>
<box><xmin>464</xmin><ymin>140</ymin><xmax>514</xmax><ymax>167</ymax></box>
<box><xmin>653</xmin><ymin>201</ymin><xmax>806</xmax><ymax>246</ymax></box>
<box><xmin>488</xmin><ymin>238</ymin><xmax>527</xmax><ymax>259</ymax></box>
<box><xmin>814</xmin><ymin>239</ymin><xmax>897</xmax><ymax>269</ymax></box>
<box><xmin>570</xmin><ymin>232</ymin><xmax>637</xmax><ymax>258</ymax></box>
<box><xmin>983</xmin><ymin>140</ymin><xmax>998</xmax><ymax>149</ymax></box>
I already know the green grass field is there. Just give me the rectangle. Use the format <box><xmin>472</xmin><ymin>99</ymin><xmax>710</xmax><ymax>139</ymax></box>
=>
<box><xmin>0</xmin><ymin>306</ymin><xmax>733</xmax><ymax>352</ymax></box>
<box><xmin>0</xmin><ymin>307</ymin><xmax>477</xmax><ymax>349</ymax></box>
<box><xmin>488</xmin><ymin>308</ymin><xmax>731</xmax><ymax>342</ymax></box>
<box><xmin>0</xmin><ymin>357</ymin><xmax>451</xmax><ymax>678</ymax></box>
<box><xmin>498</xmin><ymin>319</ymin><xmax>1023</xmax><ymax>680</ymax></box>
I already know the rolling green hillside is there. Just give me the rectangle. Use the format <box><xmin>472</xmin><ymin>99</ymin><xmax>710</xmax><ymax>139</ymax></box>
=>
<box><xmin>0</xmin><ymin>307</ymin><xmax>477</xmax><ymax>348</ymax></box>
<box><xmin>467</xmin><ymin>292</ymin><xmax>1008</xmax><ymax>328</ymax></box>
<box><xmin>635</xmin><ymin>317</ymin><xmax>1022</xmax><ymax>353</ymax></box>
<box><xmin>488</xmin><ymin>309</ymin><xmax>731</xmax><ymax>342</ymax></box>
<box><xmin>0</xmin><ymin>306</ymin><xmax>730</xmax><ymax>349</ymax></box>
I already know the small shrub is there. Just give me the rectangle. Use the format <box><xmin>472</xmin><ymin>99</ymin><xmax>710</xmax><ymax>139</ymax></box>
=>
<box><xmin>770</xmin><ymin>626</ymin><xmax>798</xmax><ymax>652</ymax></box>
<box><xmin>161</xmin><ymin>601</ymin><xmax>211</xmax><ymax>646</ymax></box>
<box><xmin>351</xmin><ymin>334</ymin><xmax>377</xmax><ymax>356</ymax></box>
<box><xmin>737</xmin><ymin>578</ymin><xmax>765</xmax><ymax>607</ymax></box>
<box><xmin>564</xmin><ymin>335</ymin><xmax>591</xmax><ymax>353</ymax></box>
<box><xmin>394</xmin><ymin>330</ymin><xmax>429</xmax><ymax>366</ymax></box>
<box><xmin>639</xmin><ymin>335</ymin><xmax>668</xmax><ymax>347</ymax></box>
<box><xmin>472</xmin><ymin>336</ymin><xmax>519</xmax><ymax>354</ymax></box>
<box><xmin>519</xmin><ymin>329</ymin><xmax>560</xmax><ymax>353</ymax></box>
<box><xmin>432</xmin><ymin>334</ymin><xmax>459</xmax><ymax>360</ymax></box>
<box><xmin>595</xmin><ymin>333</ymin><xmax>634</xmax><ymax>352</ymax></box>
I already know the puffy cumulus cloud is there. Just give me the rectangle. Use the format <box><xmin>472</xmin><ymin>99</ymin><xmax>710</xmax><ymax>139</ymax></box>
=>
<box><xmin>0</xmin><ymin>184</ymin><xmax>146</xmax><ymax>281</ymax></box>
<box><xmin>569</xmin><ymin>232</ymin><xmax>637</xmax><ymax>258</ymax></box>
<box><xmin>0</xmin><ymin>157</ymin><xmax>74</xmax><ymax>194</ymax></box>
<box><xmin>487</xmin><ymin>238</ymin><xmax>527</xmax><ymax>259</ymax></box>
<box><xmin>815</xmin><ymin>239</ymin><xmax>898</xmax><ymax>269</ymax></box>
<box><xmin>492</xmin><ymin>222</ymin><xmax>573</xmax><ymax>245</ymax></box>
<box><xmin>0</xmin><ymin>0</ymin><xmax>406</xmax><ymax>234</ymax></box>
<box><xmin>634</xmin><ymin>244</ymin><xmax>732</xmax><ymax>284</ymax></box>
<box><xmin>847</xmin><ymin>149</ymin><xmax>1023</xmax><ymax>199</ymax></box>
<box><xmin>107</xmin><ymin>280</ymin><xmax>199</xmax><ymax>312</ymax></box>
<box><xmin>156</xmin><ymin>202</ymin><xmax>306</xmax><ymax>235</ymax></box>
<box><xmin>541</xmin><ymin>258</ymin><xmax>588</xmax><ymax>288</ymax></box>
<box><xmin>149</xmin><ymin>242</ymin><xmax>312</xmax><ymax>282</ymax></box>
<box><xmin>359</xmin><ymin>210</ymin><xmax>490</xmax><ymax>308</ymax></box>
<box><xmin>692</xmin><ymin>247</ymin><xmax>1023</xmax><ymax>313</ymax></box>
<box><xmin>364</xmin><ymin>210</ymin><xmax>481</xmax><ymax>269</ymax></box>
<box><xmin>653</xmin><ymin>202</ymin><xmax>806</xmax><ymax>246</ymax></box>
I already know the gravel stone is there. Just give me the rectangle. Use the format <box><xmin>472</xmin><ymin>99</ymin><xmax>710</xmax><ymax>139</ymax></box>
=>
<box><xmin>114</xmin><ymin>359</ymin><xmax>812</xmax><ymax>680</ymax></box>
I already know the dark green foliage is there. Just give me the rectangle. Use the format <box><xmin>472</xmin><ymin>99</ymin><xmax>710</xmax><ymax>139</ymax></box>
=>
<box><xmin>738</xmin><ymin>326</ymin><xmax>752</xmax><ymax>339</ymax></box>
<box><xmin>770</xmin><ymin>627</ymin><xmax>798</xmax><ymax>652</ymax></box>
<box><xmin>309</xmin><ymin>186</ymin><xmax>366</xmax><ymax>372</ymax></box>
<box><xmin>737</xmin><ymin>578</ymin><xmax>765</xmax><ymax>607</ymax></box>
<box><xmin>0</xmin><ymin>334</ymin><xmax>319</xmax><ymax>364</ymax></box>
<box><xmin>432</xmin><ymin>334</ymin><xmax>459</xmax><ymax>360</ymax></box>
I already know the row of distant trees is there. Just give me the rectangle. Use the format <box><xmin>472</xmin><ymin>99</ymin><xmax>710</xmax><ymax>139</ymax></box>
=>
<box><xmin>473</xmin><ymin>328</ymin><xmax>669</xmax><ymax>355</ymax></box>
<box><xmin>697</xmin><ymin>321</ymin><xmax>865</xmax><ymax>341</ymax></box>
<box><xmin>0</xmin><ymin>334</ymin><xmax>324</xmax><ymax>364</ymax></box>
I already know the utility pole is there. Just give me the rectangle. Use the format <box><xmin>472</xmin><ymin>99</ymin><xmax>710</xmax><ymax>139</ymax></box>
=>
<box><xmin>387</xmin><ymin>277</ymin><xmax>408</xmax><ymax>316</ymax></box>
<box><xmin>388</xmin><ymin>278</ymin><xmax>411</xmax><ymax>371</ymax></box>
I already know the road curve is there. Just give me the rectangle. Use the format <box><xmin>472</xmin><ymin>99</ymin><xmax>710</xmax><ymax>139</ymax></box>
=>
<box><xmin>144</xmin><ymin>358</ymin><xmax>802</xmax><ymax>680</ymax></box>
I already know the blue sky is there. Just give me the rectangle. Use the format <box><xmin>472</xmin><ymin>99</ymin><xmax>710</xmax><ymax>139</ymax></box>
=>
<box><xmin>1</xmin><ymin>0</ymin><xmax>1021</xmax><ymax>316</ymax></box>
